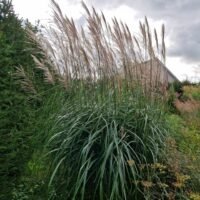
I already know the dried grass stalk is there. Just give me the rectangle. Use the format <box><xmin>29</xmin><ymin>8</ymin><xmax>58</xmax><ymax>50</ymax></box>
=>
<box><xmin>15</xmin><ymin>66</ymin><xmax>37</xmax><ymax>94</ymax></box>
<box><xmin>28</xmin><ymin>0</ymin><xmax>168</xmax><ymax>96</ymax></box>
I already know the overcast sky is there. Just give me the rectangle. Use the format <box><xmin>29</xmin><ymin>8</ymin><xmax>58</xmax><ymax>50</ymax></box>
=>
<box><xmin>12</xmin><ymin>0</ymin><xmax>200</xmax><ymax>81</ymax></box>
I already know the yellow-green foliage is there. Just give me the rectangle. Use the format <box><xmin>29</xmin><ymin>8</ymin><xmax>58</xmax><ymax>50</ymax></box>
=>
<box><xmin>190</xmin><ymin>193</ymin><xmax>200</xmax><ymax>200</ymax></box>
<box><xmin>167</xmin><ymin>85</ymin><xmax>200</xmax><ymax>193</ymax></box>
<box><xmin>183</xmin><ymin>86</ymin><xmax>200</xmax><ymax>101</ymax></box>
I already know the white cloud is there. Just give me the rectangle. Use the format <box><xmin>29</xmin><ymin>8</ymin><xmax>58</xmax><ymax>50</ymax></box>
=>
<box><xmin>167</xmin><ymin>57</ymin><xmax>198</xmax><ymax>81</ymax></box>
<box><xmin>12</xmin><ymin>0</ymin><xmax>50</xmax><ymax>23</ymax></box>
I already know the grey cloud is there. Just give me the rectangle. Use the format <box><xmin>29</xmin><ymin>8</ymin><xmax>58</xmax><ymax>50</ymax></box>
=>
<box><xmin>168</xmin><ymin>21</ymin><xmax>200</xmax><ymax>63</ymax></box>
<box><xmin>86</xmin><ymin>0</ymin><xmax>200</xmax><ymax>63</ymax></box>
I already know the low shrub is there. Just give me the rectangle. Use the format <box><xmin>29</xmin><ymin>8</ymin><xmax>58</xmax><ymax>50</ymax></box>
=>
<box><xmin>169</xmin><ymin>81</ymin><xmax>183</xmax><ymax>94</ymax></box>
<box><xmin>183</xmin><ymin>86</ymin><xmax>200</xmax><ymax>100</ymax></box>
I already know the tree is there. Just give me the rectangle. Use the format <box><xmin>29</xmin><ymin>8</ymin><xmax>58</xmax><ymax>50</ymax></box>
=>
<box><xmin>0</xmin><ymin>0</ymin><xmax>42</xmax><ymax>198</ymax></box>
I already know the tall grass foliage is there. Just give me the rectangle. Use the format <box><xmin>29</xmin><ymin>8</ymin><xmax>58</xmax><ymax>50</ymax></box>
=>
<box><xmin>25</xmin><ymin>1</ymin><xmax>171</xmax><ymax>199</ymax></box>
<box><xmin>46</xmin><ymin>88</ymin><xmax>167</xmax><ymax>200</ymax></box>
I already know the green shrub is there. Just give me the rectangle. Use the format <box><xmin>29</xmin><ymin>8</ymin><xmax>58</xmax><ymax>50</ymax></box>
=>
<box><xmin>192</xmin><ymin>92</ymin><xmax>200</xmax><ymax>101</ymax></box>
<box><xmin>170</xmin><ymin>81</ymin><xmax>183</xmax><ymax>94</ymax></box>
<box><xmin>11</xmin><ymin>180</ymin><xmax>46</xmax><ymax>200</ymax></box>
<box><xmin>11</xmin><ymin>86</ymin><xmax>67</xmax><ymax>200</ymax></box>
<box><xmin>0</xmin><ymin>1</ymin><xmax>40</xmax><ymax>197</ymax></box>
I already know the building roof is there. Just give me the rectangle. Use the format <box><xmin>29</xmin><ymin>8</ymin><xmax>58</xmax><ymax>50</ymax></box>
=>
<box><xmin>141</xmin><ymin>57</ymin><xmax>180</xmax><ymax>82</ymax></box>
<box><xmin>154</xmin><ymin>58</ymin><xmax>180</xmax><ymax>82</ymax></box>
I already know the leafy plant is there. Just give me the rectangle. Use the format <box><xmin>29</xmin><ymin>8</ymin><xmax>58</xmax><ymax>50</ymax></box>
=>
<box><xmin>11</xmin><ymin>180</ymin><xmax>46</xmax><ymax>200</ymax></box>
<box><xmin>0</xmin><ymin>1</ymin><xmax>51</xmax><ymax>198</ymax></box>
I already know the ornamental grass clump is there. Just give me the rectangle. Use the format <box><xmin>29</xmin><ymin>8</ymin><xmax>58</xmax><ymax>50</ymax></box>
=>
<box><xmin>46</xmin><ymin>89</ymin><xmax>167</xmax><ymax>200</ymax></box>
<box><xmin>26</xmin><ymin>0</ymin><xmax>170</xmax><ymax>199</ymax></box>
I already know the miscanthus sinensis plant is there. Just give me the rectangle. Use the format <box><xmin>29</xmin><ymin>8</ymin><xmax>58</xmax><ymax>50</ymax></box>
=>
<box><xmin>26</xmin><ymin>0</ymin><xmax>170</xmax><ymax>199</ymax></box>
<box><xmin>46</xmin><ymin>88</ymin><xmax>167</xmax><ymax>200</ymax></box>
